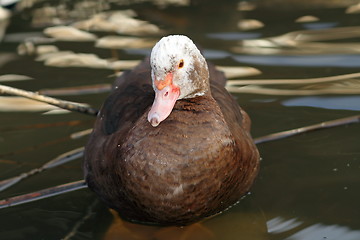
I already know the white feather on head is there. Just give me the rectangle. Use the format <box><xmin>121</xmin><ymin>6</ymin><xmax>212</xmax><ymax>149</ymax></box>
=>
<box><xmin>150</xmin><ymin>35</ymin><xmax>209</xmax><ymax>99</ymax></box>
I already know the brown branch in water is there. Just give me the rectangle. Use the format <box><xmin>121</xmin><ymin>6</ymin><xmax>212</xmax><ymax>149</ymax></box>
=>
<box><xmin>227</xmin><ymin>72</ymin><xmax>360</xmax><ymax>86</ymax></box>
<box><xmin>254</xmin><ymin>115</ymin><xmax>360</xmax><ymax>144</ymax></box>
<box><xmin>0</xmin><ymin>84</ymin><xmax>99</xmax><ymax>116</ymax></box>
<box><xmin>0</xmin><ymin>147</ymin><xmax>84</xmax><ymax>192</ymax></box>
<box><xmin>0</xmin><ymin>115</ymin><xmax>358</xmax><ymax>209</ymax></box>
<box><xmin>62</xmin><ymin>199</ymin><xmax>98</xmax><ymax>240</ymax></box>
<box><xmin>0</xmin><ymin>180</ymin><xmax>87</xmax><ymax>209</ymax></box>
<box><xmin>70</xmin><ymin>128</ymin><xmax>93</xmax><ymax>139</ymax></box>
<box><xmin>226</xmin><ymin>86</ymin><xmax>360</xmax><ymax>95</ymax></box>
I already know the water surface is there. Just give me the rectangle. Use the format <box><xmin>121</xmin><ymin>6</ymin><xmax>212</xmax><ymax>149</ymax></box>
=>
<box><xmin>0</xmin><ymin>1</ymin><xmax>359</xmax><ymax>239</ymax></box>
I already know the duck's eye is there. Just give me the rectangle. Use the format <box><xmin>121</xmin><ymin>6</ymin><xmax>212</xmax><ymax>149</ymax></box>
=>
<box><xmin>178</xmin><ymin>59</ymin><xmax>184</xmax><ymax>69</ymax></box>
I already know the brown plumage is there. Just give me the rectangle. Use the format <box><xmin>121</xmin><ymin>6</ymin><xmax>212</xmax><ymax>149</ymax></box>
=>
<box><xmin>84</xmin><ymin>35</ymin><xmax>260</xmax><ymax>226</ymax></box>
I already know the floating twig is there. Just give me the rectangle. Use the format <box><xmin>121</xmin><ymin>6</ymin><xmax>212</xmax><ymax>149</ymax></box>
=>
<box><xmin>226</xmin><ymin>86</ymin><xmax>360</xmax><ymax>95</ymax></box>
<box><xmin>226</xmin><ymin>72</ymin><xmax>360</xmax><ymax>86</ymax></box>
<box><xmin>70</xmin><ymin>128</ymin><xmax>93</xmax><ymax>139</ymax></box>
<box><xmin>62</xmin><ymin>199</ymin><xmax>98</xmax><ymax>240</ymax></box>
<box><xmin>0</xmin><ymin>84</ymin><xmax>98</xmax><ymax>116</ymax></box>
<box><xmin>0</xmin><ymin>180</ymin><xmax>87</xmax><ymax>209</ymax></box>
<box><xmin>254</xmin><ymin>115</ymin><xmax>360</xmax><ymax>144</ymax></box>
<box><xmin>0</xmin><ymin>147</ymin><xmax>84</xmax><ymax>192</ymax></box>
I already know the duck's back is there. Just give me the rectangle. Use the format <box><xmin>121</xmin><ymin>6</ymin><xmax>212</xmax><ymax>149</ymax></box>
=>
<box><xmin>84</xmin><ymin>58</ymin><xmax>259</xmax><ymax>225</ymax></box>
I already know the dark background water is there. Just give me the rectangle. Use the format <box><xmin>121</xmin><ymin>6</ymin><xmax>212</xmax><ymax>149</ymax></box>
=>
<box><xmin>0</xmin><ymin>0</ymin><xmax>359</xmax><ymax>239</ymax></box>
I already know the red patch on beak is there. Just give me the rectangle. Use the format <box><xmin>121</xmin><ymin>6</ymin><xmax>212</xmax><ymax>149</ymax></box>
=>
<box><xmin>148</xmin><ymin>72</ymin><xmax>180</xmax><ymax>127</ymax></box>
<box><xmin>154</xmin><ymin>72</ymin><xmax>173</xmax><ymax>90</ymax></box>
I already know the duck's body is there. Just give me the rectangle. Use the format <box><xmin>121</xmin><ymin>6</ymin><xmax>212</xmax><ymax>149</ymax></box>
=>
<box><xmin>84</xmin><ymin>35</ymin><xmax>260</xmax><ymax>226</ymax></box>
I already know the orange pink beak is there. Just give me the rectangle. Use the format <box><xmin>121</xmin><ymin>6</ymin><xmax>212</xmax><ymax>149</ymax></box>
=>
<box><xmin>148</xmin><ymin>72</ymin><xmax>180</xmax><ymax>127</ymax></box>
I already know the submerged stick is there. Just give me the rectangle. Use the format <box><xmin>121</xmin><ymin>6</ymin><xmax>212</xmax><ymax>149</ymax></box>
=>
<box><xmin>0</xmin><ymin>147</ymin><xmax>84</xmax><ymax>192</ymax></box>
<box><xmin>0</xmin><ymin>180</ymin><xmax>87</xmax><ymax>209</ymax></box>
<box><xmin>254</xmin><ymin>115</ymin><xmax>360</xmax><ymax>144</ymax></box>
<box><xmin>226</xmin><ymin>72</ymin><xmax>360</xmax><ymax>86</ymax></box>
<box><xmin>0</xmin><ymin>115</ymin><xmax>358</xmax><ymax>209</ymax></box>
<box><xmin>0</xmin><ymin>84</ymin><xmax>98</xmax><ymax>116</ymax></box>
<box><xmin>62</xmin><ymin>199</ymin><xmax>98</xmax><ymax>240</ymax></box>
<box><xmin>226</xmin><ymin>86</ymin><xmax>360</xmax><ymax>95</ymax></box>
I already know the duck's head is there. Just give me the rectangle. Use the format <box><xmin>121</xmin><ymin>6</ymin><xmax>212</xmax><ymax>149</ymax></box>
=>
<box><xmin>147</xmin><ymin>35</ymin><xmax>210</xmax><ymax>127</ymax></box>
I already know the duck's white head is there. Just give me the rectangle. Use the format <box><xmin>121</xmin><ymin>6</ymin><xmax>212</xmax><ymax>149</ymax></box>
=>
<box><xmin>147</xmin><ymin>35</ymin><xmax>210</xmax><ymax>127</ymax></box>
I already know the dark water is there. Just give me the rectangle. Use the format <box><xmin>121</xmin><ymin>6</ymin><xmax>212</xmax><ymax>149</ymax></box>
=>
<box><xmin>0</xmin><ymin>1</ymin><xmax>359</xmax><ymax>239</ymax></box>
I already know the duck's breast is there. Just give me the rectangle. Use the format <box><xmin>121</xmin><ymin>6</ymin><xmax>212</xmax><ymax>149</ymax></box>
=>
<box><xmin>89</xmin><ymin>96</ymin><xmax>247</xmax><ymax>224</ymax></box>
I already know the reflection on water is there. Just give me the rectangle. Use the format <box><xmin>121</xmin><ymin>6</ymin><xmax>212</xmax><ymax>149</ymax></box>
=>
<box><xmin>267</xmin><ymin>217</ymin><xmax>303</xmax><ymax>234</ymax></box>
<box><xmin>207</xmin><ymin>32</ymin><xmax>262</xmax><ymax>40</ymax></box>
<box><xmin>267</xmin><ymin>217</ymin><xmax>360</xmax><ymax>240</ymax></box>
<box><xmin>268</xmin><ymin>217</ymin><xmax>360</xmax><ymax>240</ymax></box>
<box><xmin>282</xmin><ymin>96</ymin><xmax>360</xmax><ymax>111</ymax></box>
<box><xmin>301</xmin><ymin>22</ymin><xmax>338</xmax><ymax>29</ymax></box>
<box><xmin>287</xmin><ymin>223</ymin><xmax>360</xmax><ymax>240</ymax></box>
<box><xmin>0</xmin><ymin>0</ymin><xmax>359</xmax><ymax>239</ymax></box>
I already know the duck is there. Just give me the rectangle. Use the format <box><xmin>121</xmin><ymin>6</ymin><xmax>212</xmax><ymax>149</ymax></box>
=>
<box><xmin>83</xmin><ymin>35</ymin><xmax>260</xmax><ymax>226</ymax></box>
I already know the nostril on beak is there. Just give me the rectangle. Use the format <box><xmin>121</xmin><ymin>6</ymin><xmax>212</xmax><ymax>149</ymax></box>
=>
<box><xmin>148</xmin><ymin>112</ymin><xmax>160</xmax><ymax>127</ymax></box>
<box><xmin>150</xmin><ymin>117</ymin><xmax>160</xmax><ymax>127</ymax></box>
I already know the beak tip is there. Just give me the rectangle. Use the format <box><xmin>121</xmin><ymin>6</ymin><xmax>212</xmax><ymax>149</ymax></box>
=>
<box><xmin>150</xmin><ymin>117</ymin><xmax>160</xmax><ymax>127</ymax></box>
<box><xmin>148</xmin><ymin>113</ymin><xmax>160</xmax><ymax>127</ymax></box>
